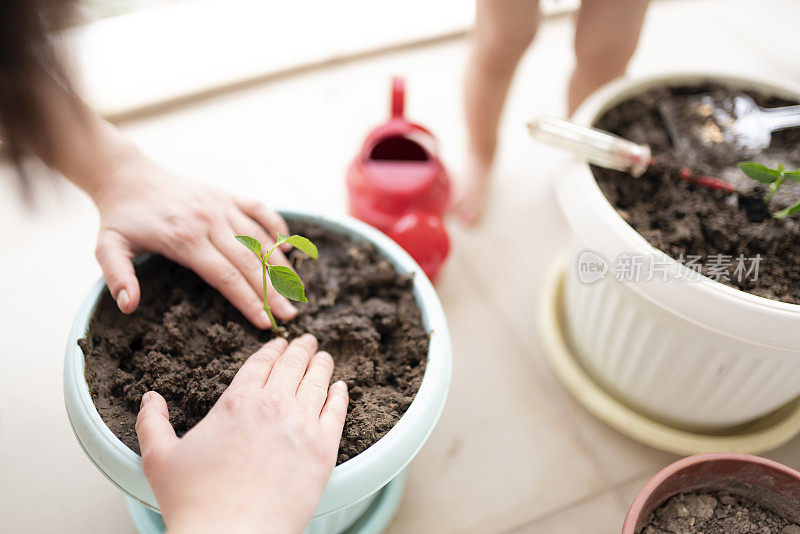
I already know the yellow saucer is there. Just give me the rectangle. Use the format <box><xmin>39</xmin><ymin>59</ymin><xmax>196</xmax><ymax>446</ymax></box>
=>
<box><xmin>538</xmin><ymin>257</ymin><xmax>800</xmax><ymax>456</ymax></box>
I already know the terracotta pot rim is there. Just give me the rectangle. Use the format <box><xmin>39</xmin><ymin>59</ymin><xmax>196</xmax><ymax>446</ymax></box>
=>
<box><xmin>622</xmin><ymin>453</ymin><xmax>800</xmax><ymax>533</ymax></box>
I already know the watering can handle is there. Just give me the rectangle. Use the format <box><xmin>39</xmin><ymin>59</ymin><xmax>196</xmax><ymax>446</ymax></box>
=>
<box><xmin>389</xmin><ymin>77</ymin><xmax>438</xmax><ymax>146</ymax></box>
<box><xmin>392</xmin><ymin>77</ymin><xmax>404</xmax><ymax>118</ymax></box>
<box><xmin>359</xmin><ymin>77</ymin><xmax>439</xmax><ymax>161</ymax></box>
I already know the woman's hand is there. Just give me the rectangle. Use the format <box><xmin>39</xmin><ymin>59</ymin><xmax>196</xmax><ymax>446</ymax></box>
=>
<box><xmin>136</xmin><ymin>334</ymin><xmax>349</xmax><ymax>534</ymax></box>
<box><xmin>21</xmin><ymin>84</ymin><xmax>292</xmax><ymax>329</ymax></box>
<box><xmin>91</xmin><ymin>155</ymin><xmax>297</xmax><ymax>330</ymax></box>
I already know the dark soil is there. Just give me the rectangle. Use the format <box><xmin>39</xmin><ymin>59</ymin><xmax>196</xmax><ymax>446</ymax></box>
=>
<box><xmin>593</xmin><ymin>83</ymin><xmax>800</xmax><ymax>304</ymax></box>
<box><xmin>641</xmin><ymin>490</ymin><xmax>800</xmax><ymax>534</ymax></box>
<box><xmin>79</xmin><ymin>221</ymin><xmax>429</xmax><ymax>464</ymax></box>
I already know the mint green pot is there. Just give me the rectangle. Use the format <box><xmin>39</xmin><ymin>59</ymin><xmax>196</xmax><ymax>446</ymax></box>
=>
<box><xmin>64</xmin><ymin>209</ymin><xmax>452</xmax><ymax>534</ymax></box>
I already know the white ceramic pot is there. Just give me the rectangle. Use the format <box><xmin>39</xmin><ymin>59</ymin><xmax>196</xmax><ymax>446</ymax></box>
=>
<box><xmin>64</xmin><ymin>209</ymin><xmax>452</xmax><ymax>534</ymax></box>
<box><xmin>557</xmin><ymin>73</ymin><xmax>800</xmax><ymax>430</ymax></box>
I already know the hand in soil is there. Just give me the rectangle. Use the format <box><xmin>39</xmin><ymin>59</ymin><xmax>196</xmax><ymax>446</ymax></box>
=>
<box><xmin>91</xmin><ymin>157</ymin><xmax>298</xmax><ymax>329</ymax></box>
<box><xmin>83</xmin><ymin>224</ymin><xmax>428</xmax><ymax>465</ymax></box>
<box><xmin>136</xmin><ymin>335</ymin><xmax>348</xmax><ymax>534</ymax></box>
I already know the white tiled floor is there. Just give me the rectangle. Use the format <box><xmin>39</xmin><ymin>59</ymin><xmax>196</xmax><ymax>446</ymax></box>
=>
<box><xmin>3</xmin><ymin>0</ymin><xmax>800</xmax><ymax>532</ymax></box>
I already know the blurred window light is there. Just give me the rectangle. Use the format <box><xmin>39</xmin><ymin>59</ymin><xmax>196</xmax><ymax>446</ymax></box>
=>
<box><xmin>81</xmin><ymin>0</ymin><xmax>190</xmax><ymax>20</ymax></box>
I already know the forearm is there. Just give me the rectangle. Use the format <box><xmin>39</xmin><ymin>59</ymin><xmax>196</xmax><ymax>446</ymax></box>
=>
<box><xmin>8</xmin><ymin>71</ymin><xmax>144</xmax><ymax>201</ymax></box>
<box><xmin>45</xmin><ymin>102</ymin><xmax>142</xmax><ymax>201</ymax></box>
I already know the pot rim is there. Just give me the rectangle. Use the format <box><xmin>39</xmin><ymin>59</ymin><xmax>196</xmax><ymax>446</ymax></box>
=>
<box><xmin>622</xmin><ymin>452</ymin><xmax>800</xmax><ymax>533</ymax></box>
<box><xmin>559</xmin><ymin>71</ymin><xmax>800</xmax><ymax>351</ymax></box>
<box><xmin>64</xmin><ymin>207</ymin><xmax>452</xmax><ymax>516</ymax></box>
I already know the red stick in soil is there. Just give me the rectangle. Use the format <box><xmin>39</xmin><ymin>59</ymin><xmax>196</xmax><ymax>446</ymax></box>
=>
<box><xmin>678</xmin><ymin>167</ymin><xmax>736</xmax><ymax>193</ymax></box>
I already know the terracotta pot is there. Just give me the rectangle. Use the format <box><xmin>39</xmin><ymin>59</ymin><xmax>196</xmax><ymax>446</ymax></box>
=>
<box><xmin>623</xmin><ymin>452</ymin><xmax>800</xmax><ymax>533</ymax></box>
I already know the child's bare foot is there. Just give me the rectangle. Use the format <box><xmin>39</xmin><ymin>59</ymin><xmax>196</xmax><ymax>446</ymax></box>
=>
<box><xmin>453</xmin><ymin>155</ymin><xmax>492</xmax><ymax>226</ymax></box>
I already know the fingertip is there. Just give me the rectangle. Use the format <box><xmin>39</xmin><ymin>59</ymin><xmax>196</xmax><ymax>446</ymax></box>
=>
<box><xmin>321</xmin><ymin>380</ymin><xmax>349</xmax><ymax>432</ymax></box>
<box><xmin>136</xmin><ymin>390</ymin><xmax>177</xmax><ymax>462</ymax></box>
<box><xmin>116</xmin><ymin>280</ymin><xmax>142</xmax><ymax>314</ymax></box>
<box><xmin>316</xmin><ymin>351</ymin><xmax>334</xmax><ymax>366</ymax></box>
<box><xmin>96</xmin><ymin>232</ymin><xmax>140</xmax><ymax>311</ymax></box>
<box><xmin>288</xmin><ymin>332</ymin><xmax>318</xmax><ymax>355</ymax></box>
<box><xmin>116</xmin><ymin>289</ymin><xmax>130</xmax><ymax>314</ymax></box>
<box><xmin>299</xmin><ymin>333</ymin><xmax>318</xmax><ymax>347</ymax></box>
<box><xmin>245</xmin><ymin>297</ymin><xmax>273</xmax><ymax>329</ymax></box>
<box><xmin>139</xmin><ymin>390</ymin><xmax>167</xmax><ymax>413</ymax></box>
<box><xmin>136</xmin><ymin>390</ymin><xmax>168</xmax><ymax>434</ymax></box>
<box><xmin>127</xmin><ymin>279</ymin><xmax>142</xmax><ymax>312</ymax></box>
<box><xmin>266</xmin><ymin>336</ymin><xmax>289</xmax><ymax>350</ymax></box>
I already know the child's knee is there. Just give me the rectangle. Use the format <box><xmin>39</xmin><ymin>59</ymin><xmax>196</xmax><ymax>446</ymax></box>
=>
<box><xmin>474</xmin><ymin>18</ymin><xmax>538</xmax><ymax>69</ymax></box>
<box><xmin>574</xmin><ymin>32</ymin><xmax>638</xmax><ymax>75</ymax></box>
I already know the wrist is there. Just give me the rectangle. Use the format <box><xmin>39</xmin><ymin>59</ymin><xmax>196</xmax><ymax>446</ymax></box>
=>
<box><xmin>167</xmin><ymin>514</ymin><xmax>247</xmax><ymax>534</ymax></box>
<box><xmin>58</xmin><ymin>114</ymin><xmax>147</xmax><ymax>204</ymax></box>
<box><xmin>166</xmin><ymin>505</ymin><xmax>303</xmax><ymax>534</ymax></box>
<box><xmin>84</xmin><ymin>140</ymin><xmax>146</xmax><ymax>204</ymax></box>
<box><xmin>167</xmin><ymin>515</ymin><xmax>294</xmax><ymax>534</ymax></box>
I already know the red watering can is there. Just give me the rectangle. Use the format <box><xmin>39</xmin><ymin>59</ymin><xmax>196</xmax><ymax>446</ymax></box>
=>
<box><xmin>346</xmin><ymin>77</ymin><xmax>451</xmax><ymax>280</ymax></box>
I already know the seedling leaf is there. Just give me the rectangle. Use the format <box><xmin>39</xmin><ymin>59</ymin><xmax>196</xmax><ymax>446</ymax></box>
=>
<box><xmin>273</xmin><ymin>233</ymin><xmax>319</xmax><ymax>259</ymax></box>
<box><xmin>785</xmin><ymin>170</ymin><xmax>800</xmax><ymax>182</ymax></box>
<box><xmin>267</xmin><ymin>265</ymin><xmax>308</xmax><ymax>302</ymax></box>
<box><xmin>773</xmin><ymin>199</ymin><xmax>800</xmax><ymax>219</ymax></box>
<box><xmin>235</xmin><ymin>231</ymin><xmax>317</xmax><ymax>330</ymax></box>
<box><xmin>738</xmin><ymin>162</ymin><xmax>781</xmax><ymax>183</ymax></box>
<box><xmin>739</xmin><ymin>161</ymin><xmax>800</xmax><ymax>218</ymax></box>
<box><xmin>283</xmin><ymin>235</ymin><xmax>318</xmax><ymax>258</ymax></box>
<box><xmin>235</xmin><ymin>235</ymin><xmax>262</xmax><ymax>259</ymax></box>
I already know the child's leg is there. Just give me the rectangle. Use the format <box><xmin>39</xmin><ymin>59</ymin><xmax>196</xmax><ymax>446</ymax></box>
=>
<box><xmin>457</xmin><ymin>0</ymin><xmax>540</xmax><ymax>225</ymax></box>
<box><xmin>567</xmin><ymin>0</ymin><xmax>649</xmax><ymax>116</ymax></box>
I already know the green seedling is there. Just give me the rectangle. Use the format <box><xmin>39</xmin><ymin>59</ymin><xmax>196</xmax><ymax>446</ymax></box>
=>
<box><xmin>738</xmin><ymin>161</ymin><xmax>800</xmax><ymax>218</ymax></box>
<box><xmin>235</xmin><ymin>234</ymin><xmax>318</xmax><ymax>332</ymax></box>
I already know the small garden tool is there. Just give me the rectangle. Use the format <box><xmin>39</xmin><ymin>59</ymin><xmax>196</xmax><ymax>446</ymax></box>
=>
<box><xmin>658</xmin><ymin>92</ymin><xmax>800</xmax><ymax>158</ymax></box>
<box><xmin>527</xmin><ymin>115</ymin><xmax>734</xmax><ymax>192</ymax></box>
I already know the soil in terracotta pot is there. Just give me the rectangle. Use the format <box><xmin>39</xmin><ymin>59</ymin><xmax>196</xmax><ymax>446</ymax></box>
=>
<box><xmin>593</xmin><ymin>83</ymin><xmax>800</xmax><ymax>304</ymax></box>
<box><xmin>641</xmin><ymin>489</ymin><xmax>800</xmax><ymax>534</ymax></box>
<box><xmin>79</xmin><ymin>221</ymin><xmax>429</xmax><ymax>464</ymax></box>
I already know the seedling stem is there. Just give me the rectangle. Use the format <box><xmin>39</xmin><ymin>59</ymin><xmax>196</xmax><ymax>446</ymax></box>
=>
<box><xmin>738</xmin><ymin>162</ymin><xmax>800</xmax><ymax>218</ymax></box>
<box><xmin>235</xmin><ymin>234</ymin><xmax>319</xmax><ymax>332</ymax></box>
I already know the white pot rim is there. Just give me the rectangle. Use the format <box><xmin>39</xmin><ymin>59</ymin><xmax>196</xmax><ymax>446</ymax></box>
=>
<box><xmin>556</xmin><ymin>71</ymin><xmax>800</xmax><ymax>352</ymax></box>
<box><xmin>64</xmin><ymin>208</ymin><xmax>452</xmax><ymax>515</ymax></box>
